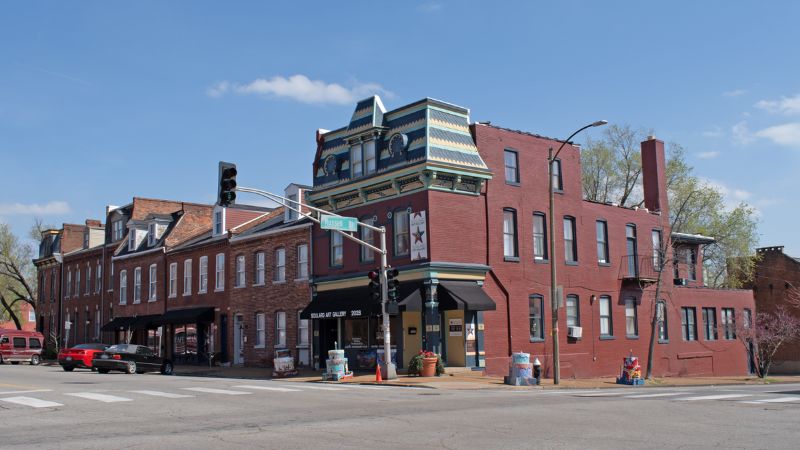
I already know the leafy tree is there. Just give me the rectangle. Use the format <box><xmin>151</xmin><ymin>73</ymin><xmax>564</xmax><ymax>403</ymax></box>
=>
<box><xmin>0</xmin><ymin>222</ymin><xmax>41</xmax><ymax>330</ymax></box>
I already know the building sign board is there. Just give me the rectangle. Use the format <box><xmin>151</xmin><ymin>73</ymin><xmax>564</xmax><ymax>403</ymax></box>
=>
<box><xmin>410</xmin><ymin>211</ymin><xmax>428</xmax><ymax>261</ymax></box>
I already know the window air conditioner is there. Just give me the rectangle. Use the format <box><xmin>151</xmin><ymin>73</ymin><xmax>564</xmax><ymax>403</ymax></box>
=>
<box><xmin>567</xmin><ymin>326</ymin><xmax>583</xmax><ymax>339</ymax></box>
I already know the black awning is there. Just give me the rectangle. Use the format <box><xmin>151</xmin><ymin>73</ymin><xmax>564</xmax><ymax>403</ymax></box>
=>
<box><xmin>438</xmin><ymin>281</ymin><xmax>496</xmax><ymax>311</ymax></box>
<box><xmin>301</xmin><ymin>286</ymin><xmax>380</xmax><ymax>319</ymax></box>
<box><xmin>101</xmin><ymin>316</ymin><xmax>135</xmax><ymax>331</ymax></box>
<box><xmin>129</xmin><ymin>314</ymin><xmax>162</xmax><ymax>330</ymax></box>
<box><xmin>398</xmin><ymin>288</ymin><xmax>423</xmax><ymax>311</ymax></box>
<box><xmin>158</xmin><ymin>307</ymin><xmax>214</xmax><ymax>325</ymax></box>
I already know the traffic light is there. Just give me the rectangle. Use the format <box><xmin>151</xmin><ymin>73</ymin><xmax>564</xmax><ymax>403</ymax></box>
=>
<box><xmin>218</xmin><ymin>161</ymin><xmax>238</xmax><ymax>207</ymax></box>
<box><xmin>368</xmin><ymin>269</ymin><xmax>381</xmax><ymax>302</ymax></box>
<box><xmin>386</xmin><ymin>267</ymin><xmax>399</xmax><ymax>301</ymax></box>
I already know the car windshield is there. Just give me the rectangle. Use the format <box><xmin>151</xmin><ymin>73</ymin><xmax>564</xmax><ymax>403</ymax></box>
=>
<box><xmin>74</xmin><ymin>344</ymin><xmax>109</xmax><ymax>350</ymax></box>
<box><xmin>106</xmin><ymin>344</ymin><xmax>136</xmax><ymax>354</ymax></box>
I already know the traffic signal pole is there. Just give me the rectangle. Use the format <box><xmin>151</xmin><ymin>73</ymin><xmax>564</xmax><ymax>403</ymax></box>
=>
<box><xmin>234</xmin><ymin>184</ymin><xmax>397</xmax><ymax>379</ymax></box>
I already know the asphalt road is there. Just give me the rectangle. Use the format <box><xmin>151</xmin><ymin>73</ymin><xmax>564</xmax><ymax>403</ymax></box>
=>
<box><xmin>2</xmin><ymin>364</ymin><xmax>800</xmax><ymax>449</ymax></box>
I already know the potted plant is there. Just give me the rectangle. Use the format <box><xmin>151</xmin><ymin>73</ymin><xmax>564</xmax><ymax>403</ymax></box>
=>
<box><xmin>407</xmin><ymin>350</ymin><xmax>445</xmax><ymax>377</ymax></box>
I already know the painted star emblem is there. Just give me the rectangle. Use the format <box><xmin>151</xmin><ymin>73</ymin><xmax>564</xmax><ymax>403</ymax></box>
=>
<box><xmin>413</xmin><ymin>226</ymin><xmax>425</xmax><ymax>244</ymax></box>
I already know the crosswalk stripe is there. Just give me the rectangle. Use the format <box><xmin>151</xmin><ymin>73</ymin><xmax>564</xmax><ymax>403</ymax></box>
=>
<box><xmin>576</xmin><ymin>392</ymin><xmax>627</xmax><ymax>397</ymax></box>
<box><xmin>66</xmin><ymin>393</ymin><xmax>133</xmax><ymax>403</ymax></box>
<box><xmin>131</xmin><ymin>390</ymin><xmax>194</xmax><ymax>399</ymax></box>
<box><xmin>741</xmin><ymin>397</ymin><xmax>800</xmax><ymax>404</ymax></box>
<box><xmin>235</xmin><ymin>385</ymin><xmax>302</xmax><ymax>392</ymax></box>
<box><xmin>287</xmin><ymin>384</ymin><xmax>348</xmax><ymax>391</ymax></box>
<box><xmin>0</xmin><ymin>396</ymin><xmax>63</xmax><ymax>408</ymax></box>
<box><xmin>0</xmin><ymin>389</ymin><xmax>52</xmax><ymax>395</ymax></box>
<box><xmin>182</xmin><ymin>387</ymin><xmax>251</xmax><ymax>395</ymax></box>
<box><xmin>625</xmin><ymin>392</ymin><xmax>686</xmax><ymax>399</ymax></box>
<box><xmin>679</xmin><ymin>394</ymin><xmax>751</xmax><ymax>401</ymax></box>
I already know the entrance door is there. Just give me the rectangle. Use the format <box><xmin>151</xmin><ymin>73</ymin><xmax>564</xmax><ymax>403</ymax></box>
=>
<box><xmin>220</xmin><ymin>314</ymin><xmax>228</xmax><ymax>363</ymax></box>
<box><xmin>233</xmin><ymin>314</ymin><xmax>244</xmax><ymax>365</ymax></box>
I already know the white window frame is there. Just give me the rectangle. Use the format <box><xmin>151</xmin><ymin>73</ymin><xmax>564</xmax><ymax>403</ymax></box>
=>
<box><xmin>298</xmin><ymin>311</ymin><xmax>309</xmax><ymax>347</ymax></box>
<box><xmin>119</xmin><ymin>270</ymin><xmax>127</xmax><ymax>305</ymax></box>
<box><xmin>503</xmin><ymin>209</ymin><xmax>517</xmax><ymax>258</ymax></box>
<box><xmin>364</xmin><ymin>140</ymin><xmax>376</xmax><ymax>175</ymax></box>
<box><xmin>255</xmin><ymin>313</ymin><xmax>265</xmax><ymax>348</ymax></box>
<box><xmin>274</xmin><ymin>248</ymin><xmax>286</xmax><ymax>282</ymax></box>
<box><xmin>148</xmin><ymin>264</ymin><xmax>157</xmax><ymax>301</ymax></box>
<box><xmin>255</xmin><ymin>251</ymin><xmax>265</xmax><ymax>285</ymax></box>
<box><xmin>351</xmin><ymin>143</ymin><xmax>363</xmax><ymax>178</ymax></box>
<box><xmin>199</xmin><ymin>256</ymin><xmax>208</xmax><ymax>293</ymax></box>
<box><xmin>168</xmin><ymin>262</ymin><xmax>177</xmax><ymax>298</ymax></box>
<box><xmin>625</xmin><ymin>298</ymin><xmax>638</xmax><ymax>337</ymax></box>
<box><xmin>297</xmin><ymin>244</ymin><xmax>309</xmax><ymax>280</ymax></box>
<box><xmin>533</xmin><ymin>212</ymin><xmax>547</xmax><ymax>261</ymax></box>
<box><xmin>599</xmin><ymin>296</ymin><xmax>612</xmax><ymax>336</ymax></box>
<box><xmin>215</xmin><ymin>253</ymin><xmax>225</xmax><ymax>291</ymax></box>
<box><xmin>275</xmin><ymin>311</ymin><xmax>286</xmax><ymax>347</ymax></box>
<box><xmin>235</xmin><ymin>255</ymin><xmax>246</xmax><ymax>287</ymax></box>
<box><xmin>133</xmin><ymin>267</ymin><xmax>142</xmax><ymax>304</ymax></box>
<box><xmin>393</xmin><ymin>209</ymin><xmax>410</xmax><ymax>257</ymax></box>
<box><xmin>112</xmin><ymin>220</ymin><xmax>123</xmax><ymax>241</ymax></box>
<box><xmin>213</xmin><ymin>210</ymin><xmax>224</xmax><ymax>236</ymax></box>
<box><xmin>183</xmin><ymin>259</ymin><xmax>192</xmax><ymax>296</ymax></box>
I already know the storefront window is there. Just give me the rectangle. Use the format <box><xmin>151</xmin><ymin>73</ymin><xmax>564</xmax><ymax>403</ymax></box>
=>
<box><xmin>344</xmin><ymin>319</ymin><xmax>369</xmax><ymax>348</ymax></box>
<box><xmin>173</xmin><ymin>324</ymin><xmax>198</xmax><ymax>361</ymax></box>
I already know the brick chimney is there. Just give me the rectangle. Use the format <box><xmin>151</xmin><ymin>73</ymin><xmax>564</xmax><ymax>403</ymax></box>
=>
<box><xmin>641</xmin><ymin>136</ymin><xmax>668</xmax><ymax>216</ymax></box>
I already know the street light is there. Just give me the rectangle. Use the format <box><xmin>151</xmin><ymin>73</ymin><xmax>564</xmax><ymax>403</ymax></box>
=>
<box><xmin>548</xmin><ymin>120</ymin><xmax>607</xmax><ymax>385</ymax></box>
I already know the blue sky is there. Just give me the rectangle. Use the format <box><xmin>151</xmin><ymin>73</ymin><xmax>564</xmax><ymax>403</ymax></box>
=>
<box><xmin>1</xmin><ymin>1</ymin><xmax>799</xmax><ymax>255</ymax></box>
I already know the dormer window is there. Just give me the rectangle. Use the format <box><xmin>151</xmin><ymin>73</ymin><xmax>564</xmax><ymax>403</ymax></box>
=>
<box><xmin>128</xmin><ymin>229</ymin><xmax>136</xmax><ymax>251</ymax></box>
<box><xmin>287</xmin><ymin>194</ymin><xmax>298</xmax><ymax>221</ymax></box>
<box><xmin>364</xmin><ymin>140</ymin><xmax>376</xmax><ymax>174</ymax></box>
<box><xmin>213</xmin><ymin>210</ymin><xmax>224</xmax><ymax>236</ymax></box>
<box><xmin>148</xmin><ymin>223</ymin><xmax>156</xmax><ymax>247</ymax></box>
<box><xmin>112</xmin><ymin>220</ymin><xmax>124</xmax><ymax>241</ymax></box>
<box><xmin>350</xmin><ymin>143</ymin><xmax>363</xmax><ymax>178</ymax></box>
<box><xmin>83</xmin><ymin>232</ymin><xmax>90</xmax><ymax>249</ymax></box>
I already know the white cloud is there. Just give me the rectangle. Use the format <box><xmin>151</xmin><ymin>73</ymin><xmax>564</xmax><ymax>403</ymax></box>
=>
<box><xmin>0</xmin><ymin>201</ymin><xmax>70</xmax><ymax>215</ymax></box>
<box><xmin>696</xmin><ymin>151</ymin><xmax>721</xmax><ymax>159</ymax></box>
<box><xmin>701</xmin><ymin>179</ymin><xmax>754</xmax><ymax>212</ymax></box>
<box><xmin>755</xmin><ymin>94</ymin><xmax>800</xmax><ymax>114</ymax></box>
<box><xmin>723</xmin><ymin>89</ymin><xmax>747</xmax><ymax>97</ymax></box>
<box><xmin>731</xmin><ymin>121</ymin><xmax>754</xmax><ymax>145</ymax></box>
<box><xmin>755</xmin><ymin>123</ymin><xmax>800</xmax><ymax>147</ymax></box>
<box><xmin>418</xmin><ymin>2</ymin><xmax>443</xmax><ymax>12</ymax></box>
<box><xmin>702</xmin><ymin>127</ymin><xmax>723</xmax><ymax>138</ymax></box>
<box><xmin>208</xmin><ymin>74</ymin><xmax>394</xmax><ymax>105</ymax></box>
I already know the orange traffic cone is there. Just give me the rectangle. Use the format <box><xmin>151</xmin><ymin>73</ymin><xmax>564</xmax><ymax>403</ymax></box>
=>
<box><xmin>375</xmin><ymin>363</ymin><xmax>383</xmax><ymax>383</ymax></box>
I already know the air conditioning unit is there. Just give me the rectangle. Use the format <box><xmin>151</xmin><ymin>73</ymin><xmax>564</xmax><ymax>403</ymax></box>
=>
<box><xmin>567</xmin><ymin>326</ymin><xmax>583</xmax><ymax>339</ymax></box>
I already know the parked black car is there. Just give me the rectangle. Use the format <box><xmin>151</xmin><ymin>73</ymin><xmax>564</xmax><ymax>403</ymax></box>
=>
<box><xmin>93</xmin><ymin>344</ymin><xmax>174</xmax><ymax>375</ymax></box>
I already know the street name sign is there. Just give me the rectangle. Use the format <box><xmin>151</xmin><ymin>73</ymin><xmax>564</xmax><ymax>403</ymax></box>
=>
<box><xmin>320</xmin><ymin>214</ymin><xmax>358</xmax><ymax>232</ymax></box>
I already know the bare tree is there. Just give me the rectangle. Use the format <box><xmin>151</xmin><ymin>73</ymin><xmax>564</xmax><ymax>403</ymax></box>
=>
<box><xmin>736</xmin><ymin>305</ymin><xmax>800</xmax><ymax>378</ymax></box>
<box><xmin>0</xmin><ymin>222</ymin><xmax>39</xmax><ymax>330</ymax></box>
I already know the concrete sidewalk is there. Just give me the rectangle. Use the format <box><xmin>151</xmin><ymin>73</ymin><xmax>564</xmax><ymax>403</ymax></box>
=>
<box><xmin>168</xmin><ymin>363</ymin><xmax>800</xmax><ymax>391</ymax></box>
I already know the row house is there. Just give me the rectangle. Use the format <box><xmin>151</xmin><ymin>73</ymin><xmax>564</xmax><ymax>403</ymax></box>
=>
<box><xmin>303</xmin><ymin>95</ymin><xmax>755</xmax><ymax>378</ymax></box>
<box><xmin>61</xmin><ymin>220</ymin><xmax>105</xmax><ymax>346</ymax></box>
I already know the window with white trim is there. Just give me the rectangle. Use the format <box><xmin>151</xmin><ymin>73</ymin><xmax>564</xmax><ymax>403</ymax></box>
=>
<box><xmin>298</xmin><ymin>312</ymin><xmax>309</xmax><ymax>346</ymax></box>
<box><xmin>297</xmin><ymin>244</ymin><xmax>309</xmax><ymax>280</ymax></box>
<box><xmin>533</xmin><ymin>212</ymin><xmax>547</xmax><ymax>260</ymax></box>
<box><xmin>255</xmin><ymin>313</ymin><xmax>265</xmax><ymax>348</ymax></box>
<box><xmin>625</xmin><ymin>298</ymin><xmax>638</xmax><ymax>337</ymax></box>
<box><xmin>128</xmin><ymin>229</ymin><xmax>136</xmax><ymax>252</ymax></box>
<box><xmin>215</xmin><ymin>253</ymin><xmax>224</xmax><ymax>291</ymax></box>
<box><xmin>351</xmin><ymin>143</ymin><xmax>363</xmax><ymax>178</ymax></box>
<box><xmin>275</xmin><ymin>311</ymin><xmax>286</xmax><ymax>347</ymax></box>
<box><xmin>112</xmin><ymin>220</ymin><xmax>124</xmax><ymax>241</ymax></box>
<box><xmin>274</xmin><ymin>248</ymin><xmax>286</xmax><ymax>282</ymax></box>
<box><xmin>503</xmin><ymin>209</ymin><xmax>518</xmax><ymax>259</ymax></box>
<box><xmin>393</xmin><ymin>209</ymin><xmax>410</xmax><ymax>257</ymax></box>
<box><xmin>255</xmin><ymin>251</ymin><xmax>265</xmax><ymax>285</ymax></box>
<box><xmin>148</xmin><ymin>264</ymin><xmax>157</xmax><ymax>301</ymax></box>
<box><xmin>599</xmin><ymin>296</ymin><xmax>613</xmax><ymax>336</ymax></box>
<box><xmin>199</xmin><ymin>256</ymin><xmax>208</xmax><ymax>293</ymax></box>
<box><xmin>564</xmin><ymin>217</ymin><xmax>577</xmax><ymax>263</ymax></box>
<box><xmin>235</xmin><ymin>255</ymin><xmax>245</xmax><ymax>287</ymax></box>
<box><xmin>183</xmin><ymin>259</ymin><xmax>192</xmax><ymax>295</ymax></box>
<box><xmin>213</xmin><ymin>210</ymin><xmax>223</xmax><ymax>236</ymax></box>
<box><xmin>169</xmin><ymin>263</ymin><xmax>177</xmax><ymax>298</ymax></box>
<box><xmin>133</xmin><ymin>267</ymin><xmax>141</xmax><ymax>303</ymax></box>
<box><xmin>360</xmin><ymin>217</ymin><xmax>375</xmax><ymax>263</ymax></box>
<box><xmin>364</xmin><ymin>140</ymin><xmax>376</xmax><ymax>175</ymax></box>
<box><xmin>119</xmin><ymin>270</ymin><xmax>127</xmax><ymax>304</ymax></box>
<box><xmin>566</xmin><ymin>295</ymin><xmax>580</xmax><ymax>327</ymax></box>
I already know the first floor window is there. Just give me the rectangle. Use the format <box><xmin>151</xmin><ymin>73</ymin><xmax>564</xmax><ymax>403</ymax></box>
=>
<box><xmin>566</xmin><ymin>295</ymin><xmax>580</xmax><ymax>327</ymax></box>
<box><xmin>255</xmin><ymin>313</ymin><xmax>265</xmax><ymax>348</ymax></box>
<box><xmin>681</xmin><ymin>307</ymin><xmax>697</xmax><ymax>341</ymax></box>
<box><xmin>599</xmin><ymin>296</ymin><xmax>613</xmax><ymax>336</ymax></box>
<box><xmin>625</xmin><ymin>298</ymin><xmax>638</xmax><ymax>337</ymax></box>
<box><xmin>722</xmin><ymin>308</ymin><xmax>736</xmax><ymax>340</ymax></box>
<box><xmin>657</xmin><ymin>301</ymin><xmax>668</xmax><ymax>341</ymax></box>
<box><xmin>529</xmin><ymin>295</ymin><xmax>544</xmax><ymax>341</ymax></box>
<box><xmin>275</xmin><ymin>311</ymin><xmax>286</xmax><ymax>347</ymax></box>
<box><xmin>702</xmin><ymin>307</ymin><xmax>717</xmax><ymax>341</ymax></box>
<box><xmin>298</xmin><ymin>312</ymin><xmax>309</xmax><ymax>346</ymax></box>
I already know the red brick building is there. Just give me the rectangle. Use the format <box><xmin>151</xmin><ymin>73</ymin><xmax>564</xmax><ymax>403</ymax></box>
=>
<box><xmin>304</xmin><ymin>95</ymin><xmax>754</xmax><ymax>378</ymax></box>
<box><xmin>745</xmin><ymin>246</ymin><xmax>800</xmax><ymax>373</ymax></box>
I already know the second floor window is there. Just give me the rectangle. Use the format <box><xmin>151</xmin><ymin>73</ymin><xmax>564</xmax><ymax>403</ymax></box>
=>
<box><xmin>85</xmin><ymin>264</ymin><xmax>91</xmax><ymax>295</ymax></box>
<box><xmin>652</xmin><ymin>230</ymin><xmax>663</xmax><ymax>270</ymax></box>
<box><xmin>133</xmin><ymin>267</ymin><xmax>141</xmax><ymax>303</ymax></box>
<box><xmin>148</xmin><ymin>264</ymin><xmax>157</xmax><ymax>301</ymax></box>
<box><xmin>504</xmin><ymin>149</ymin><xmax>519</xmax><ymax>183</ymax></box>
<box><xmin>119</xmin><ymin>270</ymin><xmax>127</xmax><ymax>304</ymax></box>
<box><xmin>533</xmin><ymin>212</ymin><xmax>547</xmax><ymax>260</ymax></box>
<box><xmin>255</xmin><ymin>252</ymin><xmax>265</xmax><ymax>285</ymax></box>
<box><xmin>199</xmin><ymin>256</ymin><xmax>208</xmax><ymax>293</ymax></box>
<box><xmin>360</xmin><ymin>217</ymin><xmax>375</xmax><ymax>262</ymax></box>
<box><xmin>331</xmin><ymin>232</ymin><xmax>343</xmax><ymax>267</ymax></box>
<box><xmin>235</xmin><ymin>255</ymin><xmax>245</xmax><ymax>287</ymax></box>
<box><xmin>503</xmin><ymin>209</ymin><xmax>518</xmax><ymax>258</ymax></box>
<box><xmin>183</xmin><ymin>259</ymin><xmax>192</xmax><ymax>295</ymax></box>
<box><xmin>566</xmin><ymin>295</ymin><xmax>580</xmax><ymax>327</ymax></box>
<box><xmin>75</xmin><ymin>267</ymin><xmax>80</xmax><ymax>297</ymax></box>
<box><xmin>596</xmin><ymin>220</ymin><xmax>609</xmax><ymax>264</ymax></box>
<box><xmin>95</xmin><ymin>263</ymin><xmax>102</xmax><ymax>294</ymax></box>
<box><xmin>564</xmin><ymin>217</ymin><xmax>577</xmax><ymax>263</ymax></box>
<box><xmin>394</xmin><ymin>210</ymin><xmax>410</xmax><ymax>257</ymax></box>
<box><xmin>169</xmin><ymin>263</ymin><xmax>177</xmax><ymax>297</ymax></box>
<box><xmin>297</xmin><ymin>244</ymin><xmax>309</xmax><ymax>279</ymax></box>
<box><xmin>552</xmin><ymin>159</ymin><xmax>563</xmax><ymax>191</ymax></box>
<box><xmin>215</xmin><ymin>253</ymin><xmax>225</xmax><ymax>291</ymax></box>
<box><xmin>66</xmin><ymin>270</ymin><xmax>71</xmax><ymax>298</ymax></box>
<box><xmin>274</xmin><ymin>248</ymin><xmax>286</xmax><ymax>282</ymax></box>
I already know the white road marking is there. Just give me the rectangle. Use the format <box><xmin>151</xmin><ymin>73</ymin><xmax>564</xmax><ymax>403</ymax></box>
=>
<box><xmin>0</xmin><ymin>396</ymin><xmax>63</xmax><ymax>408</ymax></box>
<box><xmin>678</xmin><ymin>394</ymin><xmax>752</xmax><ymax>401</ymax></box>
<box><xmin>235</xmin><ymin>385</ymin><xmax>302</xmax><ymax>392</ymax></box>
<box><xmin>0</xmin><ymin>389</ymin><xmax>52</xmax><ymax>395</ymax></box>
<box><xmin>182</xmin><ymin>387</ymin><xmax>251</xmax><ymax>395</ymax></box>
<box><xmin>624</xmin><ymin>392</ymin><xmax>687</xmax><ymax>399</ymax></box>
<box><xmin>285</xmin><ymin>384</ymin><xmax>348</xmax><ymax>391</ymax></box>
<box><xmin>66</xmin><ymin>392</ymin><xmax>133</xmax><ymax>403</ymax></box>
<box><xmin>741</xmin><ymin>397</ymin><xmax>800</xmax><ymax>404</ymax></box>
<box><xmin>576</xmin><ymin>391</ymin><xmax>628</xmax><ymax>397</ymax></box>
<box><xmin>131</xmin><ymin>390</ymin><xmax>194</xmax><ymax>399</ymax></box>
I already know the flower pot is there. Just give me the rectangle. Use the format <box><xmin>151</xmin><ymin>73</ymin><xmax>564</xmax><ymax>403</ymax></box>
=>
<box><xmin>420</xmin><ymin>357</ymin><xmax>438</xmax><ymax>377</ymax></box>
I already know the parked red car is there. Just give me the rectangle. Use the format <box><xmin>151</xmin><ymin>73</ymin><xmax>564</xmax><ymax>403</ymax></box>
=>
<box><xmin>58</xmin><ymin>343</ymin><xmax>111</xmax><ymax>371</ymax></box>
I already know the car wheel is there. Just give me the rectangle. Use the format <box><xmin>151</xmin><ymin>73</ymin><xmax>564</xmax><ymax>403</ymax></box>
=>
<box><xmin>62</xmin><ymin>366</ymin><xmax>74</xmax><ymax>372</ymax></box>
<box><xmin>161</xmin><ymin>361</ymin><xmax>174</xmax><ymax>375</ymax></box>
<box><xmin>30</xmin><ymin>355</ymin><xmax>41</xmax><ymax>366</ymax></box>
<box><xmin>97</xmin><ymin>368</ymin><xmax>110</xmax><ymax>374</ymax></box>
<box><xmin>126</xmin><ymin>361</ymin><xmax>137</xmax><ymax>374</ymax></box>
<box><xmin>0</xmin><ymin>355</ymin><xmax>4</xmax><ymax>364</ymax></box>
